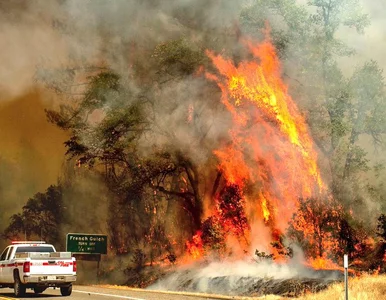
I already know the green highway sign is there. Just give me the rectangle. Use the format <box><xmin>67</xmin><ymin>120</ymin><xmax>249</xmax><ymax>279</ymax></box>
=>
<box><xmin>66</xmin><ymin>233</ymin><xmax>107</xmax><ymax>254</ymax></box>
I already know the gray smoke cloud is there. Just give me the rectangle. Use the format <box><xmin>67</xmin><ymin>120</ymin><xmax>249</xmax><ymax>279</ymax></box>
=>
<box><xmin>338</xmin><ymin>0</ymin><xmax>386</xmax><ymax>72</ymax></box>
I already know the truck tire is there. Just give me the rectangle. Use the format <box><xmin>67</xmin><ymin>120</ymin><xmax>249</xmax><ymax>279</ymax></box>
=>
<box><xmin>60</xmin><ymin>284</ymin><xmax>72</xmax><ymax>296</ymax></box>
<box><xmin>34</xmin><ymin>287</ymin><xmax>46</xmax><ymax>294</ymax></box>
<box><xmin>14</xmin><ymin>272</ymin><xmax>26</xmax><ymax>297</ymax></box>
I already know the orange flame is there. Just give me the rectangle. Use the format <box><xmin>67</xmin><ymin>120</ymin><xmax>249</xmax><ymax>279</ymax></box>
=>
<box><xmin>186</xmin><ymin>231</ymin><xmax>204</xmax><ymax>260</ymax></box>
<box><xmin>308</xmin><ymin>255</ymin><xmax>339</xmax><ymax>270</ymax></box>
<box><xmin>260</xmin><ymin>193</ymin><xmax>270</xmax><ymax>223</ymax></box>
<box><xmin>204</xmin><ymin>33</ymin><xmax>324</xmax><ymax>258</ymax></box>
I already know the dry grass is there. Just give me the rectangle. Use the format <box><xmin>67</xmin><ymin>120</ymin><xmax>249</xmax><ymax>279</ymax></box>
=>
<box><xmin>251</xmin><ymin>275</ymin><xmax>386</xmax><ymax>300</ymax></box>
<box><xmin>290</xmin><ymin>274</ymin><xmax>386</xmax><ymax>300</ymax></box>
<box><xmin>95</xmin><ymin>275</ymin><xmax>386</xmax><ymax>300</ymax></box>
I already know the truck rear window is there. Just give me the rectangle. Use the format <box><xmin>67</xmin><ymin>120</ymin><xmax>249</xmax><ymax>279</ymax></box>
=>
<box><xmin>16</xmin><ymin>247</ymin><xmax>54</xmax><ymax>253</ymax></box>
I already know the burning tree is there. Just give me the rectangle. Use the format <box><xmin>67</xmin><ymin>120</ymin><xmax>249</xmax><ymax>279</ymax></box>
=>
<box><xmin>187</xmin><ymin>184</ymin><xmax>250</xmax><ymax>259</ymax></box>
<box><xmin>217</xmin><ymin>185</ymin><xmax>249</xmax><ymax>244</ymax></box>
<box><xmin>197</xmin><ymin>33</ymin><xmax>327</xmax><ymax>261</ymax></box>
<box><xmin>287</xmin><ymin>197</ymin><xmax>342</xmax><ymax>260</ymax></box>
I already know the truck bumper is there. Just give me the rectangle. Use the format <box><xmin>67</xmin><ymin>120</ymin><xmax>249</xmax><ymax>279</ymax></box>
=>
<box><xmin>23</xmin><ymin>275</ymin><xmax>77</xmax><ymax>284</ymax></box>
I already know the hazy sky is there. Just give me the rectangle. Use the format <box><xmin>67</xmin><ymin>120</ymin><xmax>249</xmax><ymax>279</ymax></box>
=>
<box><xmin>337</xmin><ymin>0</ymin><xmax>386</xmax><ymax>73</ymax></box>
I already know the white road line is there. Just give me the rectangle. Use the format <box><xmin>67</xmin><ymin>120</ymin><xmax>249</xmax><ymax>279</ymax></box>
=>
<box><xmin>73</xmin><ymin>290</ymin><xmax>146</xmax><ymax>300</ymax></box>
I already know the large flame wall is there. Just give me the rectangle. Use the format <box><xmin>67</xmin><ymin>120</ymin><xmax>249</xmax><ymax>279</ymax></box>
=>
<box><xmin>204</xmin><ymin>35</ymin><xmax>324</xmax><ymax>255</ymax></box>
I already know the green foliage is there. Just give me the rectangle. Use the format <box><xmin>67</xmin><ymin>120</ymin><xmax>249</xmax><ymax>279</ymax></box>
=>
<box><xmin>153</xmin><ymin>38</ymin><xmax>207</xmax><ymax>77</ymax></box>
<box><xmin>82</xmin><ymin>72</ymin><xmax>121</xmax><ymax>110</ymax></box>
<box><xmin>240</xmin><ymin>0</ymin><xmax>309</xmax><ymax>56</ymax></box>
<box><xmin>348</xmin><ymin>61</ymin><xmax>386</xmax><ymax>145</ymax></box>
<box><xmin>308</xmin><ymin>0</ymin><xmax>370</xmax><ymax>34</ymax></box>
<box><xmin>47</xmin><ymin>71</ymin><xmax>149</xmax><ymax>169</ymax></box>
<box><xmin>97</xmin><ymin>104</ymin><xmax>146</xmax><ymax>149</ymax></box>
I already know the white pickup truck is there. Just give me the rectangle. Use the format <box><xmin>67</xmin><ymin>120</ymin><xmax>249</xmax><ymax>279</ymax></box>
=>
<box><xmin>0</xmin><ymin>241</ymin><xmax>76</xmax><ymax>297</ymax></box>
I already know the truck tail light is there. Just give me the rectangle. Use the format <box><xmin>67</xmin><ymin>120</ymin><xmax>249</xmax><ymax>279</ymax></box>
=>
<box><xmin>72</xmin><ymin>260</ymin><xmax>77</xmax><ymax>272</ymax></box>
<box><xmin>23</xmin><ymin>261</ymin><xmax>30</xmax><ymax>273</ymax></box>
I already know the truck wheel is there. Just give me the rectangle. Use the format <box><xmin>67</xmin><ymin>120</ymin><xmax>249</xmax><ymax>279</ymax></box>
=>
<box><xmin>34</xmin><ymin>287</ymin><xmax>46</xmax><ymax>294</ymax></box>
<box><xmin>14</xmin><ymin>273</ymin><xmax>26</xmax><ymax>297</ymax></box>
<box><xmin>60</xmin><ymin>284</ymin><xmax>72</xmax><ymax>296</ymax></box>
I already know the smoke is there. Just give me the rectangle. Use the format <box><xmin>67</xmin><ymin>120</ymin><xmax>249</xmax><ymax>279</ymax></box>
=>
<box><xmin>0</xmin><ymin>92</ymin><xmax>68</xmax><ymax>247</ymax></box>
<box><xmin>0</xmin><ymin>1</ymin><xmax>68</xmax><ymax>98</ymax></box>
<box><xmin>337</xmin><ymin>0</ymin><xmax>386</xmax><ymax>73</ymax></box>
<box><xmin>149</xmin><ymin>259</ymin><xmax>342</xmax><ymax>296</ymax></box>
<box><xmin>60</xmin><ymin>166</ymin><xmax>109</xmax><ymax>236</ymax></box>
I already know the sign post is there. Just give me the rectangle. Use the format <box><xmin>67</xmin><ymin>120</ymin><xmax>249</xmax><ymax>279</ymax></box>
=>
<box><xmin>344</xmin><ymin>254</ymin><xmax>348</xmax><ymax>300</ymax></box>
<box><xmin>66</xmin><ymin>233</ymin><xmax>107</xmax><ymax>282</ymax></box>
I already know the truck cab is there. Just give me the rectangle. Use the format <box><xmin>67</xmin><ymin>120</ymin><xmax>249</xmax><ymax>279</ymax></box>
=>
<box><xmin>0</xmin><ymin>241</ymin><xmax>76</xmax><ymax>297</ymax></box>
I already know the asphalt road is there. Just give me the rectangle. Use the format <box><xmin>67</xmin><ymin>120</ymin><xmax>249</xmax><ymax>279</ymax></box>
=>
<box><xmin>0</xmin><ymin>285</ymin><xmax>234</xmax><ymax>300</ymax></box>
